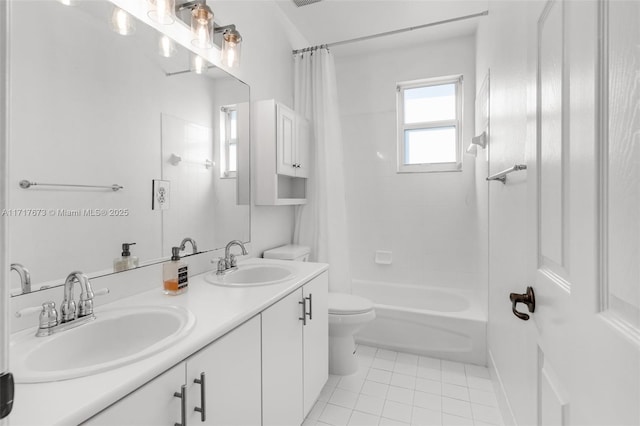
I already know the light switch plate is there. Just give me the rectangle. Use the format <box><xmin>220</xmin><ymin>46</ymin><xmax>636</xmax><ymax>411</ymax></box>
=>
<box><xmin>152</xmin><ymin>179</ymin><xmax>170</xmax><ymax>210</ymax></box>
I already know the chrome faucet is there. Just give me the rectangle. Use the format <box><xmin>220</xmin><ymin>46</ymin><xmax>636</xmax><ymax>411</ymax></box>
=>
<box><xmin>216</xmin><ymin>240</ymin><xmax>248</xmax><ymax>275</ymax></box>
<box><xmin>15</xmin><ymin>271</ymin><xmax>108</xmax><ymax>337</ymax></box>
<box><xmin>179</xmin><ymin>237</ymin><xmax>198</xmax><ymax>254</ymax></box>
<box><xmin>61</xmin><ymin>271</ymin><xmax>95</xmax><ymax>323</ymax></box>
<box><xmin>11</xmin><ymin>263</ymin><xmax>31</xmax><ymax>294</ymax></box>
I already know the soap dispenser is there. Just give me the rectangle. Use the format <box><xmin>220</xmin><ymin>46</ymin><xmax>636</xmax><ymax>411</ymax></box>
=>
<box><xmin>163</xmin><ymin>247</ymin><xmax>189</xmax><ymax>295</ymax></box>
<box><xmin>114</xmin><ymin>242</ymin><xmax>139</xmax><ymax>272</ymax></box>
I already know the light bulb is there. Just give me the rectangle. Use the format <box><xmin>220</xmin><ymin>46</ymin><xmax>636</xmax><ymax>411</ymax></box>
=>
<box><xmin>221</xmin><ymin>29</ymin><xmax>242</xmax><ymax>68</ymax></box>
<box><xmin>159</xmin><ymin>35</ymin><xmax>176</xmax><ymax>58</ymax></box>
<box><xmin>147</xmin><ymin>0</ymin><xmax>175</xmax><ymax>25</ymax></box>
<box><xmin>111</xmin><ymin>7</ymin><xmax>135</xmax><ymax>36</ymax></box>
<box><xmin>190</xmin><ymin>4</ymin><xmax>213</xmax><ymax>48</ymax></box>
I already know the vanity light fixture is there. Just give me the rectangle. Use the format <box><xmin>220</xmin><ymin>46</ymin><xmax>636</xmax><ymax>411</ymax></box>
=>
<box><xmin>217</xmin><ymin>25</ymin><xmax>242</xmax><ymax>68</ymax></box>
<box><xmin>110</xmin><ymin>6</ymin><xmax>136</xmax><ymax>36</ymax></box>
<box><xmin>147</xmin><ymin>0</ymin><xmax>176</xmax><ymax>25</ymax></box>
<box><xmin>159</xmin><ymin>35</ymin><xmax>177</xmax><ymax>58</ymax></box>
<box><xmin>176</xmin><ymin>0</ymin><xmax>214</xmax><ymax>48</ymax></box>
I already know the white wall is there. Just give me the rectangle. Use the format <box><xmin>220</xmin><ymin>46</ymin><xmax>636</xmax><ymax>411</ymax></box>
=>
<box><xmin>335</xmin><ymin>36</ymin><xmax>481</xmax><ymax>294</ymax></box>
<box><xmin>211</xmin><ymin>1</ymin><xmax>309</xmax><ymax>257</ymax></box>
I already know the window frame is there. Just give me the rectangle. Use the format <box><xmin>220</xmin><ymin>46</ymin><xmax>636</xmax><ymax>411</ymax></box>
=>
<box><xmin>220</xmin><ymin>105</ymin><xmax>238</xmax><ymax>179</ymax></box>
<box><xmin>396</xmin><ymin>75</ymin><xmax>464</xmax><ymax>173</ymax></box>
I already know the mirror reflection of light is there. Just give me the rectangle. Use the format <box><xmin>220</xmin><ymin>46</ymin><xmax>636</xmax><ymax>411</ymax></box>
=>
<box><xmin>111</xmin><ymin>7</ymin><xmax>135</xmax><ymax>36</ymax></box>
<box><xmin>159</xmin><ymin>35</ymin><xmax>175</xmax><ymax>58</ymax></box>
<box><xmin>376</xmin><ymin>152</ymin><xmax>385</xmax><ymax>160</ymax></box>
<box><xmin>192</xmin><ymin>55</ymin><xmax>206</xmax><ymax>74</ymax></box>
<box><xmin>59</xmin><ymin>0</ymin><xmax>73</xmax><ymax>6</ymax></box>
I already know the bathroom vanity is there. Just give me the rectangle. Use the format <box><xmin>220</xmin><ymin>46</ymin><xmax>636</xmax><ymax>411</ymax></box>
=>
<box><xmin>9</xmin><ymin>259</ymin><xmax>328</xmax><ymax>426</ymax></box>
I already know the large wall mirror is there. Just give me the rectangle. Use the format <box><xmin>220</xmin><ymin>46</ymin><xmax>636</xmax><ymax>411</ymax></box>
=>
<box><xmin>8</xmin><ymin>0</ymin><xmax>250</xmax><ymax>296</ymax></box>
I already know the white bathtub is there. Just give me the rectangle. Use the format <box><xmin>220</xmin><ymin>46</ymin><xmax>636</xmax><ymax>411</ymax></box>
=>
<box><xmin>352</xmin><ymin>280</ymin><xmax>487</xmax><ymax>365</ymax></box>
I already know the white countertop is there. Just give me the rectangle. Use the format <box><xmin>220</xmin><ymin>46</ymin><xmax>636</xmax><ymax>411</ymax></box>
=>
<box><xmin>8</xmin><ymin>258</ymin><xmax>328</xmax><ymax>426</ymax></box>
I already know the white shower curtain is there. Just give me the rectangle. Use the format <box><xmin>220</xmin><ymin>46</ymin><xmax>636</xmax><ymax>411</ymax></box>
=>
<box><xmin>293</xmin><ymin>47</ymin><xmax>351</xmax><ymax>294</ymax></box>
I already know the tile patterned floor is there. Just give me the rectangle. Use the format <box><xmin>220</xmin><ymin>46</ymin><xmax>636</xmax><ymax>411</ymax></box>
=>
<box><xmin>303</xmin><ymin>345</ymin><xmax>503</xmax><ymax>426</ymax></box>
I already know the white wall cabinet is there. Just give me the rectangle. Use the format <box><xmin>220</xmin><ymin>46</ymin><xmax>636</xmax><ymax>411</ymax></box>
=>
<box><xmin>255</xmin><ymin>99</ymin><xmax>310</xmax><ymax>205</ymax></box>
<box><xmin>83</xmin><ymin>316</ymin><xmax>262</xmax><ymax>426</ymax></box>
<box><xmin>262</xmin><ymin>271</ymin><xmax>329</xmax><ymax>425</ymax></box>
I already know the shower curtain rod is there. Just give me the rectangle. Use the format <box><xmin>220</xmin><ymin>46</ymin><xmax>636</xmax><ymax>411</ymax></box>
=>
<box><xmin>292</xmin><ymin>10</ymin><xmax>489</xmax><ymax>54</ymax></box>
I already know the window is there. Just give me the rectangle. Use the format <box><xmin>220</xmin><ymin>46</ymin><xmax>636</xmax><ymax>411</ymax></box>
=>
<box><xmin>220</xmin><ymin>105</ymin><xmax>238</xmax><ymax>178</ymax></box>
<box><xmin>396</xmin><ymin>75</ymin><xmax>463</xmax><ymax>173</ymax></box>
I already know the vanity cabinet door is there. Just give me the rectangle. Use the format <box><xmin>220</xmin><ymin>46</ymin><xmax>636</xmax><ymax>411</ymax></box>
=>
<box><xmin>186</xmin><ymin>315</ymin><xmax>261</xmax><ymax>426</ymax></box>
<box><xmin>82</xmin><ymin>362</ymin><xmax>186</xmax><ymax>426</ymax></box>
<box><xmin>261</xmin><ymin>288</ymin><xmax>305</xmax><ymax>426</ymax></box>
<box><xmin>302</xmin><ymin>271</ymin><xmax>329</xmax><ymax>416</ymax></box>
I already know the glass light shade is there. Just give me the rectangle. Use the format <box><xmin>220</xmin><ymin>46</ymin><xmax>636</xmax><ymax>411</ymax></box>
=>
<box><xmin>159</xmin><ymin>35</ymin><xmax>176</xmax><ymax>58</ymax></box>
<box><xmin>147</xmin><ymin>0</ymin><xmax>176</xmax><ymax>25</ymax></box>
<box><xmin>221</xmin><ymin>29</ymin><xmax>242</xmax><ymax>68</ymax></box>
<box><xmin>190</xmin><ymin>4</ymin><xmax>213</xmax><ymax>48</ymax></box>
<box><xmin>191</xmin><ymin>54</ymin><xmax>207</xmax><ymax>74</ymax></box>
<box><xmin>110</xmin><ymin>7</ymin><xmax>135</xmax><ymax>36</ymax></box>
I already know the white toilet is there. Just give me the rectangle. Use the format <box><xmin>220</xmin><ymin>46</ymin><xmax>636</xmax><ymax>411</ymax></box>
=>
<box><xmin>263</xmin><ymin>244</ymin><xmax>376</xmax><ymax>376</ymax></box>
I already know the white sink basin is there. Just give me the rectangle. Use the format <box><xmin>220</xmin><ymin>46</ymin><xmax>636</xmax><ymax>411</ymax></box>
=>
<box><xmin>205</xmin><ymin>264</ymin><xmax>295</xmax><ymax>287</ymax></box>
<box><xmin>10</xmin><ymin>305</ymin><xmax>196</xmax><ymax>383</ymax></box>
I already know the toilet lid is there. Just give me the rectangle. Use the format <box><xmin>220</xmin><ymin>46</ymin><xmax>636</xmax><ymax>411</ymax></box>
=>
<box><xmin>328</xmin><ymin>293</ymin><xmax>374</xmax><ymax>315</ymax></box>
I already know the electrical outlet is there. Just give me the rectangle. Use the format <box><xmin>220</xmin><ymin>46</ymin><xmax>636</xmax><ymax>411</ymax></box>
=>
<box><xmin>152</xmin><ymin>179</ymin><xmax>170</xmax><ymax>210</ymax></box>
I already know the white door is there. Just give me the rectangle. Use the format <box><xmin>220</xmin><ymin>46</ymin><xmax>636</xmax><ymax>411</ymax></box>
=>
<box><xmin>302</xmin><ymin>272</ymin><xmax>328</xmax><ymax>417</ymax></box>
<box><xmin>186</xmin><ymin>316</ymin><xmax>262</xmax><ymax>426</ymax></box>
<box><xmin>83</xmin><ymin>362</ymin><xmax>186</xmax><ymax>425</ymax></box>
<box><xmin>262</xmin><ymin>288</ymin><xmax>304</xmax><ymax>426</ymax></box>
<box><xmin>523</xmin><ymin>1</ymin><xmax>640</xmax><ymax>424</ymax></box>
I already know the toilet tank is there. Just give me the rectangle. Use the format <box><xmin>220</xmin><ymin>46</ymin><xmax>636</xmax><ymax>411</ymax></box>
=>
<box><xmin>263</xmin><ymin>244</ymin><xmax>310</xmax><ymax>262</ymax></box>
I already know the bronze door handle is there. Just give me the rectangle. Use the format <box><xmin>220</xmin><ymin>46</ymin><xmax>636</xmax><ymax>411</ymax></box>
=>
<box><xmin>509</xmin><ymin>286</ymin><xmax>535</xmax><ymax>321</ymax></box>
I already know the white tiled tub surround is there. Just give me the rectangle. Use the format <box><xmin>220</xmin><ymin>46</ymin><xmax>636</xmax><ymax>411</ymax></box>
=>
<box><xmin>353</xmin><ymin>281</ymin><xmax>487</xmax><ymax>365</ymax></box>
<box><xmin>304</xmin><ymin>345</ymin><xmax>502</xmax><ymax>426</ymax></box>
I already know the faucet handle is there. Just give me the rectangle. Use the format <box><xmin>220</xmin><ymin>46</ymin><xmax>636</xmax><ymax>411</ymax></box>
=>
<box><xmin>16</xmin><ymin>302</ymin><xmax>59</xmax><ymax>335</ymax></box>
<box><xmin>216</xmin><ymin>257</ymin><xmax>227</xmax><ymax>275</ymax></box>
<box><xmin>94</xmin><ymin>288</ymin><xmax>110</xmax><ymax>297</ymax></box>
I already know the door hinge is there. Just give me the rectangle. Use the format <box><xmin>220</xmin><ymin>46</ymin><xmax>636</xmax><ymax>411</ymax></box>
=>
<box><xmin>0</xmin><ymin>372</ymin><xmax>14</xmax><ymax>419</ymax></box>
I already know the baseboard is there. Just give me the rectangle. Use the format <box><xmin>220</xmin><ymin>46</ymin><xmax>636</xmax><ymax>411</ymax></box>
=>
<box><xmin>488</xmin><ymin>349</ymin><xmax>517</xmax><ymax>426</ymax></box>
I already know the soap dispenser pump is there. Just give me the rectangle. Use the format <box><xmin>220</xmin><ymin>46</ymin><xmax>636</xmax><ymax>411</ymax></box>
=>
<box><xmin>163</xmin><ymin>247</ymin><xmax>189</xmax><ymax>295</ymax></box>
<box><xmin>114</xmin><ymin>242</ymin><xmax>139</xmax><ymax>272</ymax></box>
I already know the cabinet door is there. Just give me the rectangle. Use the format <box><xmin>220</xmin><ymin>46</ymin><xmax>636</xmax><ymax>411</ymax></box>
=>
<box><xmin>302</xmin><ymin>272</ymin><xmax>329</xmax><ymax>416</ymax></box>
<box><xmin>295</xmin><ymin>115</ymin><xmax>311</xmax><ymax>178</ymax></box>
<box><xmin>262</xmin><ymin>289</ymin><xmax>304</xmax><ymax>426</ymax></box>
<box><xmin>276</xmin><ymin>104</ymin><xmax>297</xmax><ymax>177</ymax></box>
<box><xmin>186</xmin><ymin>316</ymin><xmax>261</xmax><ymax>426</ymax></box>
<box><xmin>83</xmin><ymin>362</ymin><xmax>186</xmax><ymax>426</ymax></box>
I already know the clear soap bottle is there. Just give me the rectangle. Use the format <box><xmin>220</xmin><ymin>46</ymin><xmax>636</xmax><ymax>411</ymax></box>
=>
<box><xmin>114</xmin><ymin>242</ymin><xmax>139</xmax><ymax>272</ymax></box>
<box><xmin>163</xmin><ymin>247</ymin><xmax>188</xmax><ymax>295</ymax></box>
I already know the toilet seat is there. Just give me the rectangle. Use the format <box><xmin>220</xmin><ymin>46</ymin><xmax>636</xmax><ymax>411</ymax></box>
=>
<box><xmin>328</xmin><ymin>293</ymin><xmax>374</xmax><ymax>315</ymax></box>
